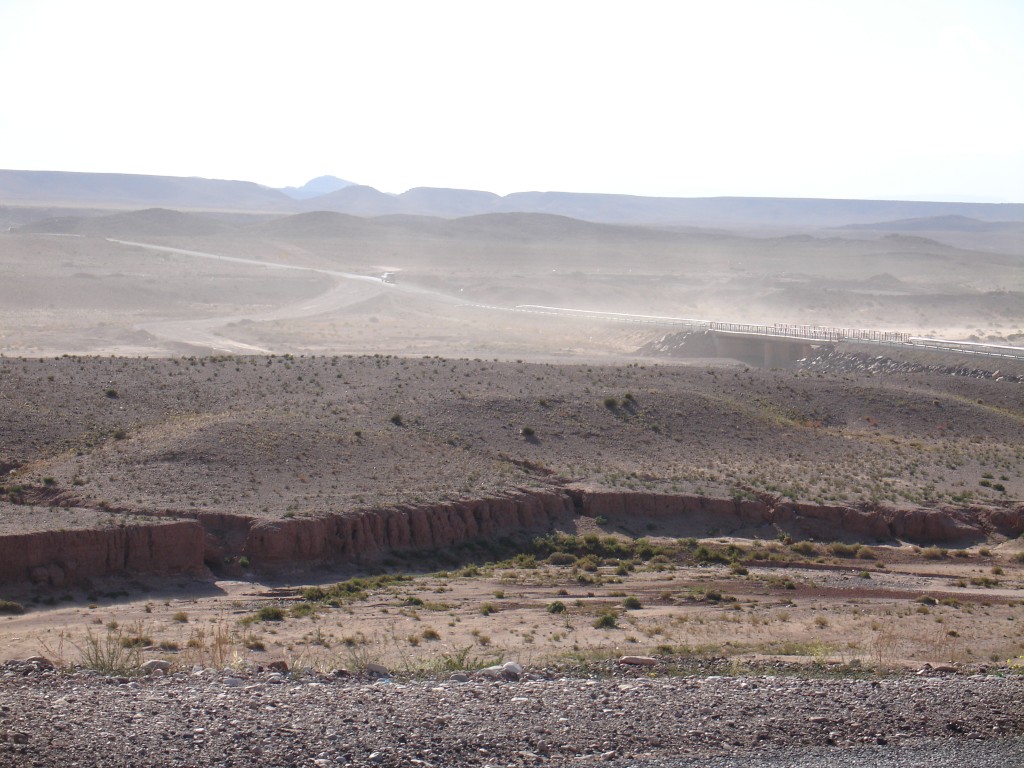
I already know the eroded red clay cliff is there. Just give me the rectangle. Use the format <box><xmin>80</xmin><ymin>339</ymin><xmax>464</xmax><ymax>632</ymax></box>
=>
<box><xmin>3</xmin><ymin>489</ymin><xmax>1021</xmax><ymax>587</ymax></box>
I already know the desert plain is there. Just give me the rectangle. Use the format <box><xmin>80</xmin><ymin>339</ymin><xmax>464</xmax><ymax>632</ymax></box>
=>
<box><xmin>1</xmin><ymin>193</ymin><xmax>1023</xmax><ymax>766</ymax></box>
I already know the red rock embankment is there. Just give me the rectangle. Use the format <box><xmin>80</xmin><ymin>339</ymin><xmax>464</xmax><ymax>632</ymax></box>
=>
<box><xmin>0</xmin><ymin>491</ymin><xmax>576</xmax><ymax>587</ymax></box>
<box><xmin>568</xmin><ymin>489</ymin><xmax>1024</xmax><ymax>545</ymax></box>
<box><xmin>3</xmin><ymin>489</ymin><xmax>1021</xmax><ymax>587</ymax></box>
<box><xmin>241</xmin><ymin>491</ymin><xmax>574</xmax><ymax>564</ymax></box>
<box><xmin>0</xmin><ymin>521</ymin><xmax>208</xmax><ymax>588</ymax></box>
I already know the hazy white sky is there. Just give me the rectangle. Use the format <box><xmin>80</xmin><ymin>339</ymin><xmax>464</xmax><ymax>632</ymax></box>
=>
<box><xmin>1</xmin><ymin>0</ymin><xmax>1022</xmax><ymax>201</ymax></box>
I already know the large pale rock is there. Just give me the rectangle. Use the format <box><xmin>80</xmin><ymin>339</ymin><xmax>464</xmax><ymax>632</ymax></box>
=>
<box><xmin>140</xmin><ymin>659</ymin><xmax>171</xmax><ymax>675</ymax></box>
<box><xmin>618</xmin><ymin>656</ymin><xmax>659</xmax><ymax>666</ymax></box>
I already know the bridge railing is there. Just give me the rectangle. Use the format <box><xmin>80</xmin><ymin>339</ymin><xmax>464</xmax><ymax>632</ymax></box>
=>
<box><xmin>709</xmin><ymin>321</ymin><xmax>911</xmax><ymax>343</ymax></box>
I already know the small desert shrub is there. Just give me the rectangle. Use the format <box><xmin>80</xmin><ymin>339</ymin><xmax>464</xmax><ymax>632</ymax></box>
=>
<box><xmin>790</xmin><ymin>541</ymin><xmax>818</xmax><ymax>556</ymax></box>
<box><xmin>290</xmin><ymin>602</ymin><xmax>317</xmax><ymax>618</ymax></box>
<box><xmin>520</xmin><ymin>426</ymin><xmax>535</xmax><ymax>437</ymax></box>
<box><xmin>593</xmin><ymin>613</ymin><xmax>618</xmax><ymax>629</ymax></box>
<box><xmin>479</xmin><ymin>603</ymin><xmax>498</xmax><ymax>616</ymax></box>
<box><xmin>76</xmin><ymin>628</ymin><xmax>142</xmax><ymax>676</ymax></box>
<box><xmin>547</xmin><ymin>601</ymin><xmax>567</xmax><ymax>614</ymax></box>
<box><xmin>302</xmin><ymin>586</ymin><xmax>326</xmax><ymax>601</ymax></box>
<box><xmin>172</xmin><ymin>611</ymin><xmax>189</xmax><ymax>623</ymax></box>
<box><xmin>693</xmin><ymin>545</ymin><xmax>729</xmax><ymax>564</ymax></box>
<box><xmin>119</xmin><ymin>632</ymin><xmax>153</xmax><ymax>649</ymax></box>
<box><xmin>546</xmin><ymin>552</ymin><xmax>577</xmax><ymax>566</ymax></box>
<box><xmin>623</xmin><ymin>596</ymin><xmax>643</xmax><ymax>610</ymax></box>
<box><xmin>0</xmin><ymin>600</ymin><xmax>25</xmax><ymax>615</ymax></box>
<box><xmin>603</xmin><ymin>397</ymin><xmax>618</xmax><ymax>409</ymax></box>
<box><xmin>256</xmin><ymin>606</ymin><xmax>285</xmax><ymax>622</ymax></box>
<box><xmin>827</xmin><ymin>542</ymin><xmax>859</xmax><ymax>558</ymax></box>
<box><xmin>921</xmin><ymin>546</ymin><xmax>947</xmax><ymax>560</ymax></box>
<box><xmin>422</xmin><ymin>628</ymin><xmax>441</xmax><ymax>641</ymax></box>
<box><xmin>390</xmin><ymin>413</ymin><xmax>403</xmax><ymax>426</ymax></box>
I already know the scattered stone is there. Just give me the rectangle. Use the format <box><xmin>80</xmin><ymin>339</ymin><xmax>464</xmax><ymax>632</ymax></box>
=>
<box><xmin>141</xmin><ymin>659</ymin><xmax>172</xmax><ymax>675</ymax></box>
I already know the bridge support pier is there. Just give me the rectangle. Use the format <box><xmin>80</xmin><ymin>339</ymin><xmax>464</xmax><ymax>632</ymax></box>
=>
<box><xmin>711</xmin><ymin>332</ymin><xmax>821</xmax><ymax>367</ymax></box>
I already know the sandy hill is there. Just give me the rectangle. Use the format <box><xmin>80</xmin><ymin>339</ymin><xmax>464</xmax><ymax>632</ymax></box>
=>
<box><xmin>246</xmin><ymin>210</ymin><xmax>381</xmax><ymax>238</ymax></box>
<box><xmin>16</xmin><ymin>208</ymin><xmax>235</xmax><ymax>237</ymax></box>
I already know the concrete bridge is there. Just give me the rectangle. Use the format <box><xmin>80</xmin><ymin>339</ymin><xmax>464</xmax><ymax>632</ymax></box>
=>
<box><xmin>511</xmin><ymin>305</ymin><xmax>1024</xmax><ymax>367</ymax></box>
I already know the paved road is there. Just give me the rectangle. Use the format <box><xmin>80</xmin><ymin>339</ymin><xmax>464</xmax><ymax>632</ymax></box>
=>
<box><xmin>108</xmin><ymin>239</ymin><xmax>468</xmax><ymax>354</ymax></box>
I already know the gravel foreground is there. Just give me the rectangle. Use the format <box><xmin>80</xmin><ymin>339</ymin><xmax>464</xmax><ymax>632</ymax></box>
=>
<box><xmin>2</xmin><ymin>660</ymin><xmax>1022</xmax><ymax>768</ymax></box>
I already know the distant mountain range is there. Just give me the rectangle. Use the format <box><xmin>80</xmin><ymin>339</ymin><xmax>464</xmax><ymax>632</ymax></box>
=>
<box><xmin>3</xmin><ymin>169</ymin><xmax>1024</xmax><ymax>229</ymax></box>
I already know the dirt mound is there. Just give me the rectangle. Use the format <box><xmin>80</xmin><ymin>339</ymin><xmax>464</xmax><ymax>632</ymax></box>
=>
<box><xmin>636</xmin><ymin>330</ymin><xmax>718</xmax><ymax>358</ymax></box>
<box><xmin>247</xmin><ymin>210</ymin><xmax>379</xmax><ymax>238</ymax></box>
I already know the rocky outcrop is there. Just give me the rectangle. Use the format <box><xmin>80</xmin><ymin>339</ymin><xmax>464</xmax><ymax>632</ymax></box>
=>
<box><xmin>0</xmin><ymin>521</ymin><xmax>208</xmax><ymax>587</ymax></box>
